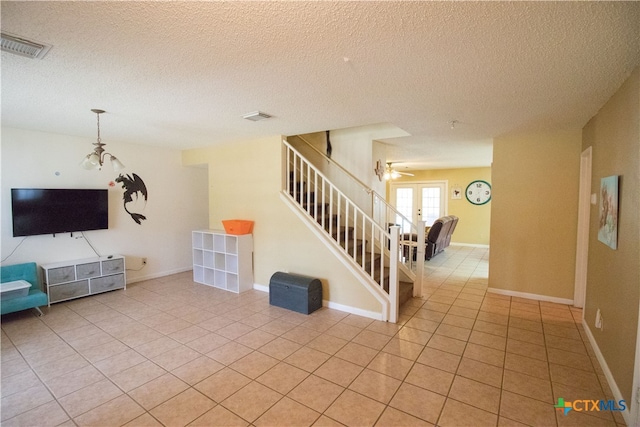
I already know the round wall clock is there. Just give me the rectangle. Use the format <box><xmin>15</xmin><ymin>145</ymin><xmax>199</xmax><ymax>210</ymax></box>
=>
<box><xmin>466</xmin><ymin>180</ymin><xmax>492</xmax><ymax>205</ymax></box>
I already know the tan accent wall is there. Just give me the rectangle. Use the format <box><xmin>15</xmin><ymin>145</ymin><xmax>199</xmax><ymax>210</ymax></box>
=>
<box><xmin>389</xmin><ymin>167</ymin><xmax>492</xmax><ymax>245</ymax></box>
<box><xmin>488</xmin><ymin>129</ymin><xmax>582</xmax><ymax>299</ymax></box>
<box><xmin>582</xmin><ymin>68</ymin><xmax>639</xmax><ymax>403</ymax></box>
<box><xmin>182</xmin><ymin>135</ymin><xmax>382</xmax><ymax>314</ymax></box>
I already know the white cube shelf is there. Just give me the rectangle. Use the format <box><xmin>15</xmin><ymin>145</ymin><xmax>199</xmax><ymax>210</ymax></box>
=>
<box><xmin>192</xmin><ymin>230</ymin><xmax>253</xmax><ymax>293</ymax></box>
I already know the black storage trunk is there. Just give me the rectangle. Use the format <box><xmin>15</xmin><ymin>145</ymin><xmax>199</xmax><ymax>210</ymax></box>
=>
<box><xmin>269</xmin><ymin>271</ymin><xmax>322</xmax><ymax>315</ymax></box>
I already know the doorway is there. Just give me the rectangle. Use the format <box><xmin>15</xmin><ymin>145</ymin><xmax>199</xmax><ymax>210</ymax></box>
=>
<box><xmin>389</xmin><ymin>181</ymin><xmax>448</xmax><ymax>232</ymax></box>
<box><xmin>574</xmin><ymin>147</ymin><xmax>592</xmax><ymax>309</ymax></box>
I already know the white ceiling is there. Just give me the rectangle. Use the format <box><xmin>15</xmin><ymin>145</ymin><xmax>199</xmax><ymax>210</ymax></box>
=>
<box><xmin>2</xmin><ymin>1</ymin><xmax>639</xmax><ymax>170</ymax></box>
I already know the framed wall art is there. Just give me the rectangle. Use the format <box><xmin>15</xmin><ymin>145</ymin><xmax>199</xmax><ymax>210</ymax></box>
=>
<box><xmin>597</xmin><ymin>175</ymin><xmax>619</xmax><ymax>250</ymax></box>
<box><xmin>451</xmin><ymin>186</ymin><xmax>462</xmax><ymax>199</ymax></box>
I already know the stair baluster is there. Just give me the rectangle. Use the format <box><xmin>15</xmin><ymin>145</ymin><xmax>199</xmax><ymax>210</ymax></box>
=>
<box><xmin>282</xmin><ymin>140</ymin><xmax>407</xmax><ymax>322</ymax></box>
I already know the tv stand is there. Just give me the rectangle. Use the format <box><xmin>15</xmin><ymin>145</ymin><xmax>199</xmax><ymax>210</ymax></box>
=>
<box><xmin>41</xmin><ymin>255</ymin><xmax>126</xmax><ymax>306</ymax></box>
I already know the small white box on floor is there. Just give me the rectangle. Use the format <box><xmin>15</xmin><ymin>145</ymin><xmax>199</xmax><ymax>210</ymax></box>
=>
<box><xmin>0</xmin><ymin>280</ymin><xmax>31</xmax><ymax>299</ymax></box>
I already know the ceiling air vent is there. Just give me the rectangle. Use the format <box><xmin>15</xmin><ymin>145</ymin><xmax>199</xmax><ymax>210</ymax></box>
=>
<box><xmin>242</xmin><ymin>111</ymin><xmax>272</xmax><ymax>121</ymax></box>
<box><xmin>1</xmin><ymin>32</ymin><xmax>51</xmax><ymax>59</ymax></box>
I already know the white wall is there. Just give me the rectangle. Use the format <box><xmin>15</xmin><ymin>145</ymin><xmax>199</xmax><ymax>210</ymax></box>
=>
<box><xmin>1</xmin><ymin>127</ymin><xmax>208</xmax><ymax>283</ymax></box>
<box><xmin>292</xmin><ymin>124</ymin><xmax>407</xmax><ymax>216</ymax></box>
<box><xmin>371</xmin><ymin>140</ymin><xmax>387</xmax><ymax>197</ymax></box>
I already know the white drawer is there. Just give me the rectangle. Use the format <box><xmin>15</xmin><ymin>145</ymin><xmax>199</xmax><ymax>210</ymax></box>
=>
<box><xmin>49</xmin><ymin>280</ymin><xmax>89</xmax><ymax>303</ymax></box>
<box><xmin>76</xmin><ymin>262</ymin><xmax>101</xmax><ymax>280</ymax></box>
<box><xmin>48</xmin><ymin>266</ymin><xmax>75</xmax><ymax>285</ymax></box>
<box><xmin>101</xmin><ymin>258</ymin><xmax>124</xmax><ymax>274</ymax></box>
<box><xmin>91</xmin><ymin>274</ymin><xmax>125</xmax><ymax>293</ymax></box>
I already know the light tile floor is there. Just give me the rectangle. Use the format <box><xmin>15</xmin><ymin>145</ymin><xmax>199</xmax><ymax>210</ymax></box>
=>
<box><xmin>1</xmin><ymin>246</ymin><xmax>627</xmax><ymax>426</ymax></box>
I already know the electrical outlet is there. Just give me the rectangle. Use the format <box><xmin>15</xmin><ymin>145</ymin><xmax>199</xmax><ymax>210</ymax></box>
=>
<box><xmin>595</xmin><ymin>308</ymin><xmax>603</xmax><ymax>330</ymax></box>
<box><xmin>142</xmin><ymin>257</ymin><xmax>147</xmax><ymax>265</ymax></box>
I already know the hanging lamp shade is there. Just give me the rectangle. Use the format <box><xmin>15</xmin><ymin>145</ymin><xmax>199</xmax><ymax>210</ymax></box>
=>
<box><xmin>80</xmin><ymin>109</ymin><xmax>125</xmax><ymax>171</ymax></box>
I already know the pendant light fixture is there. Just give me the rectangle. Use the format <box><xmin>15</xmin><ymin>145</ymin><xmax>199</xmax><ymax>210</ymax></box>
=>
<box><xmin>80</xmin><ymin>109</ymin><xmax>125</xmax><ymax>171</ymax></box>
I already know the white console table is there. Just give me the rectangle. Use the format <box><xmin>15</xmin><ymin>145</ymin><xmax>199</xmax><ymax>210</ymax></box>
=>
<box><xmin>41</xmin><ymin>255</ymin><xmax>126</xmax><ymax>306</ymax></box>
<box><xmin>192</xmin><ymin>230</ymin><xmax>253</xmax><ymax>293</ymax></box>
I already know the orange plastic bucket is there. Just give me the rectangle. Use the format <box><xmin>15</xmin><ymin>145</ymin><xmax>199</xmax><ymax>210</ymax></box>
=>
<box><xmin>222</xmin><ymin>220</ymin><xmax>254</xmax><ymax>235</ymax></box>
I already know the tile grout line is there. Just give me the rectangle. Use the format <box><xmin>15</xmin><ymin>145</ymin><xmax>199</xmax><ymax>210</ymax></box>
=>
<box><xmin>3</xmin><ymin>246</ymin><xmax>623</xmax><ymax>427</ymax></box>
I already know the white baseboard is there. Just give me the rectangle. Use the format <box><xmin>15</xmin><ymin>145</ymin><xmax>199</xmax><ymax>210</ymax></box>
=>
<box><xmin>253</xmin><ymin>283</ymin><xmax>269</xmax><ymax>293</ymax></box>
<box><xmin>254</xmin><ymin>282</ymin><xmax>383</xmax><ymax>321</ymax></box>
<box><xmin>126</xmin><ymin>267</ymin><xmax>192</xmax><ymax>284</ymax></box>
<box><xmin>323</xmin><ymin>300</ymin><xmax>383</xmax><ymax>321</ymax></box>
<box><xmin>487</xmin><ymin>287</ymin><xmax>574</xmax><ymax>305</ymax></box>
<box><xmin>581</xmin><ymin>320</ymin><xmax>633</xmax><ymax>426</ymax></box>
<box><xmin>450</xmin><ymin>242</ymin><xmax>490</xmax><ymax>248</ymax></box>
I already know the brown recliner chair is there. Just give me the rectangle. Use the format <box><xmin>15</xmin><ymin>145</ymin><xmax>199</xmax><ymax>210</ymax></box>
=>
<box><xmin>425</xmin><ymin>215</ymin><xmax>458</xmax><ymax>260</ymax></box>
<box><xmin>400</xmin><ymin>215</ymin><xmax>459</xmax><ymax>261</ymax></box>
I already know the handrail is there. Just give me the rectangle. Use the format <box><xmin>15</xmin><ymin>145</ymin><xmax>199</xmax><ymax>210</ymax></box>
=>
<box><xmin>292</xmin><ymin>135</ymin><xmax>372</xmax><ymax>194</ymax></box>
<box><xmin>283</xmin><ymin>140</ymin><xmax>400</xmax><ymax>322</ymax></box>
<box><xmin>372</xmin><ymin>190</ymin><xmax>415</xmax><ymax>233</ymax></box>
<box><xmin>372</xmin><ymin>192</ymin><xmax>421</xmax><ymax>276</ymax></box>
<box><xmin>290</xmin><ymin>133</ymin><xmax>423</xmax><ymax>291</ymax></box>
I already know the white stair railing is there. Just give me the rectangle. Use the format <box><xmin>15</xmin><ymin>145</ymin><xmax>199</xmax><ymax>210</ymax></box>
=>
<box><xmin>282</xmin><ymin>140</ymin><xmax>400</xmax><ymax>322</ymax></box>
<box><xmin>372</xmin><ymin>193</ymin><xmax>425</xmax><ymax>297</ymax></box>
<box><xmin>288</xmin><ymin>135</ymin><xmax>423</xmax><ymax>293</ymax></box>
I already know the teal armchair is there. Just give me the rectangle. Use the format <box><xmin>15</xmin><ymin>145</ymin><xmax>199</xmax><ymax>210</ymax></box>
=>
<box><xmin>1</xmin><ymin>262</ymin><xmax>48</xmax><ymax>316</ymax></box>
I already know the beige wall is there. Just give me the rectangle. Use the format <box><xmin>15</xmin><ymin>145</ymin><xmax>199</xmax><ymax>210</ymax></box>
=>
<box><xmin>489</xmin><ymin>129</ymin><xmax>582</xmax><ymax>300</ymax></box>
<box><xmin>389</xmin><ymin>167</ymin><xmax>492</xmax><ymax>245</ymax></box>
<box><xmin>182</xmin><ymin>136</ymin><xmax>382</xmax><ymax>315</ymax></box>
<box><xmin>582</xmin><ymin>68</ymin><xmax>639</xmax><ymax>403</ymax></box>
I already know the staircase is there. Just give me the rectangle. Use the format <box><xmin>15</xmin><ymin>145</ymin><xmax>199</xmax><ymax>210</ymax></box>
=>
<box><xmin>281</xmin><ymin>139</ymin><xmax>423</xmax><ymax>322</ymax></box>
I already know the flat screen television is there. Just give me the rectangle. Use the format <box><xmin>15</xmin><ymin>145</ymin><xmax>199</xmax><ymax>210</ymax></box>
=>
<box><xmin>11</xmin><ymin>188</ymin><xmax>108</xmax><ymax>237</ymax></box>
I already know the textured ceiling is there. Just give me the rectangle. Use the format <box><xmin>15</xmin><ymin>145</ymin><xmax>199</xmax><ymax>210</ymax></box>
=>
<box><xmin>1</xmin><ymin>1</ymin><xmax>639</xmax><ymax>170</ymax></box>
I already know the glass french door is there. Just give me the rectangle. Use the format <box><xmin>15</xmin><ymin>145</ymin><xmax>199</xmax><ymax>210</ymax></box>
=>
<box><xmin>390</xmin><ymin>182</ymin><xmax>447</xmax><ymax>232</ymax></box>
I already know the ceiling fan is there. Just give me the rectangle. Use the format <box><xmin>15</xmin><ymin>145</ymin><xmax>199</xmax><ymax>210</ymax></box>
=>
<box><xmin>385</xmin><ymin>162</ymin><xmax>414</xmax><ymax>180</ymax></box>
